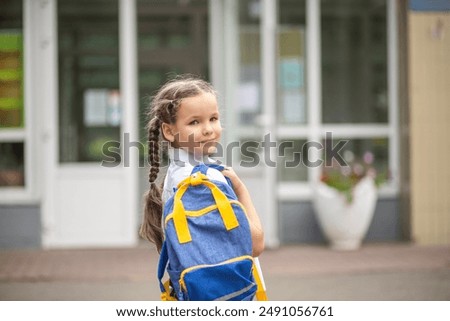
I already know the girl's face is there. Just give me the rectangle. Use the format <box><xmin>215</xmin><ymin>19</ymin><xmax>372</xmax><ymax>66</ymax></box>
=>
<box><xmin>162</xmin><ymin>92</ymin><xmax>222</xmax><ymax>156</ymax></box>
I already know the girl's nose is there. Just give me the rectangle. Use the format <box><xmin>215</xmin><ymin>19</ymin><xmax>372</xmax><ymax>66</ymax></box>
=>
<box><xmin>203</xmin><ymin>123</ymin><xmax>213</xmax><ymax>135</ymax></box>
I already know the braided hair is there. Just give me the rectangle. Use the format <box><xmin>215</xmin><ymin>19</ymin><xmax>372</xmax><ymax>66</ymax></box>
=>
<box><xmin>140</xmin><ymin>75</ymin><xmax>217</xmax><ymax>251</ymax></box>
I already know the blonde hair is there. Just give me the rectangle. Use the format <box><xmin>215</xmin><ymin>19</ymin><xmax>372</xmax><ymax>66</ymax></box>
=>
<box><xmin>140</xmin><ymin>75</ymin><xmax>217</xmax><ymax>251</ymax></box>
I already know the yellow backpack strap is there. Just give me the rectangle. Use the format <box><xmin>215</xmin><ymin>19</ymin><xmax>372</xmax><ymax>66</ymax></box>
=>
<box><xmin>161</xmin><ymin>280</ymin><xmax>177</xmax><ymax>301</ymax></box>
<box><xmin>202</xmin><ymin>180</ymin><xmax>239</xmax><ymax>231</ymax></box>
<box><xmin>172</xmin><ymin>173</ymin><xmax>239</xmax><ymax>244</ymax></box>
<box><xmin>172</xmin><ymin>180</ymin><xmax>192</xmax><ymax>243</ymax></box>
<box><xmin>253</xmin><ymin>262</ymin><xmax>268</xmax><ymax>301</ymax></box>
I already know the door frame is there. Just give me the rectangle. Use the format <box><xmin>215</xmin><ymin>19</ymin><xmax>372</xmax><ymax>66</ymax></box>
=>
<box><xmin>39</xmin><ymin>0</ymin><xmax>139</xmax><ymax>248</ymax></box>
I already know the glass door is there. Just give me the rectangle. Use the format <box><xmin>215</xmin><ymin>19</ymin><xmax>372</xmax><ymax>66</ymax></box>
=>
<box><xmin>43</xmin><ymin>0</ymin><xmax>137</xmax><ymax>247</ymax></box>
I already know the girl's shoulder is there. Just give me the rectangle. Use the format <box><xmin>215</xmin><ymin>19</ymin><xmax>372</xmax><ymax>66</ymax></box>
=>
<box><xmin>205</xmin><ymin>166</ymin><xmax>228</xmax><ymax>184</ymax></box>
<box><xmin>166</xmin><ymin>160</ymin><xmax>194</xmax><ymax>185</ymax></box>
<box><xmin>169</xmin><ymin>161</ymin><xmax>227</xmax><ymax>183</ymax></box>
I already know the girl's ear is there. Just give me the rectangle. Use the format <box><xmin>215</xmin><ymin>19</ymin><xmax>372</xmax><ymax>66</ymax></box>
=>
<box><xmin>161</xmin><ymin>122</ymin><xmax>175</xmax><ymax>142</ymax></box>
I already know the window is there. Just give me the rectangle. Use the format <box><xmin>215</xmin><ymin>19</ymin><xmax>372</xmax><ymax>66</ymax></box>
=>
<box><xmin>277</xmin><ymin>0</ymin><xmax>307</xmax><ymax>182</ymax></box>
<box><xmin>323</xmin><ymin>138</ymin><xmax>390</xmax><ymax>174</ymax></box>
<box><xmin>276</xmin><ymin>0</ymin><xmax>396</xmax><ymax>196</ymax></box>
<box><xmin>0</xmin><ymin>142</ymin><xmax>24</xmax><ymax>187</ymax></box>
<box><xmin>238</xmin><ymin>0</ymin><xmax>261</xmax><ymax>127</ymax></box>
<box><xmin>319</xmin><ymin>0</ymin><xmax>392</xmax><ymax>188</ymax></box>
<box><xmin>321</xmin><ymin>0</ymin><xmax>388</xmax><ymax>123</ymax></box>
<box><xmin>58</xmin><ymin>0</ymin><xmax>120</xmax><ymax>163</ymax></box>
<box><xmin>277</xmin><ymin>139</ymin><xmax>308</xmax><ymax>182</ymax></box>
<box><xmin>0</xmin><ymin>0</ymin><xmax>25</xmax><ymax>188</ymax></box>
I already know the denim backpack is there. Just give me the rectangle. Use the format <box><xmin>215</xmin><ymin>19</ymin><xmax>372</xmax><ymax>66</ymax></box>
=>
<box><xmin>158</xmin><ymin>164</ymin><xmax>267</xmax><ymax>301</ymax></box>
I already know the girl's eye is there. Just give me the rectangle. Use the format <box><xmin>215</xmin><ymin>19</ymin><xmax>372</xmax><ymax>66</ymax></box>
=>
<box><xmin>210</xmin><ymin>117</ymin><xmax>218</xmax><ymax>122</ymax></box>
<box><xmin>189</xmin><ymin>120</ymin><xmax>199</xmax><ymax>125</ymax></box>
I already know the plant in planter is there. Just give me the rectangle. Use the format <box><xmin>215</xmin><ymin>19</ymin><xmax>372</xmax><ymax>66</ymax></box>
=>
<box><xmin>313</xmin><ymin>151</ymin><xmax>389</xmax><ymax>250</ymax></box>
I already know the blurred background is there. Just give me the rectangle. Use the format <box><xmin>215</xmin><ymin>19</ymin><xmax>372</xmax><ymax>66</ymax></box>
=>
<box><xmin>0</xmin><ymin>0</ymin><xmax>449</xmax><ymax>300</ymax></box>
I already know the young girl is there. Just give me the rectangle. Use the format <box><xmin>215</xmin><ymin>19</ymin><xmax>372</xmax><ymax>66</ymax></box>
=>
<box><xmin>140</xmin><ymin>75</ymin><xmax>265</xmax><ymax>258</ymax></box>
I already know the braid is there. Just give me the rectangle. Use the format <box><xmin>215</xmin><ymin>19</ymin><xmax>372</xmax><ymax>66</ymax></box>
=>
<box><xmin>148</xmin><ymin>118</ymin><xmax>161</xmax><ymax>184</ymax></box>
<box><xmin>140</xmin><ymin>117</ymin><xmax>164</xmax><ymax>251</ymax></box>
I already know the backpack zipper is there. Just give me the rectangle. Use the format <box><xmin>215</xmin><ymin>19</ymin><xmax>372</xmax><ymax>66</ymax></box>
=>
<box><xmin>179</xmin><ymin>255</ymin><xmax>254</xmax><ymax>293</ymax></box>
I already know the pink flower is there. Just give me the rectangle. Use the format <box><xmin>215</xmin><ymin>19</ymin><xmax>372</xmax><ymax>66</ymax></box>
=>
<box><xmin>363</xmin><ymin>151</ymin><xmax>374</xmax><ymax>165</ymax></box>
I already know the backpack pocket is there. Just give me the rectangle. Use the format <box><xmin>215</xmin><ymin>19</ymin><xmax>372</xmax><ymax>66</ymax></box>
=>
<box><xmin>179</xmin><ymin>256</ymin><xmax>256</xmax><ymax>301</ymax></box>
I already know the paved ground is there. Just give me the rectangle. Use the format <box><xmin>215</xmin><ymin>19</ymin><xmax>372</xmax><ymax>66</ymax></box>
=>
<box><xmin>0</xmin><ymin>242</ymin><xmax>449</xmax><ymax>301</ymax></box>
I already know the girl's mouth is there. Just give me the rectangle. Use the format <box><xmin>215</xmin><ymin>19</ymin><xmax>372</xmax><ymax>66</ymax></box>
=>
<box><xmin>200</xmin><ymin>139</ymin><xmax>216</xmax><ymax>144</ymax></box>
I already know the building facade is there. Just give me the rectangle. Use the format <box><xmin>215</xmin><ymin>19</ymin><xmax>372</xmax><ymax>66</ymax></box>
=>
<box><xmin>0</xmin><ymin>0</ymin><xmax>448</xmax><ymax>248</ymax></box>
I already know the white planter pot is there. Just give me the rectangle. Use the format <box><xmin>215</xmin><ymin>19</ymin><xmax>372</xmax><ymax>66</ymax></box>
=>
<box><xmin>312</xmin><ymin>176</ymin><xmax>377</xmax><ymax>250</ymax></box>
